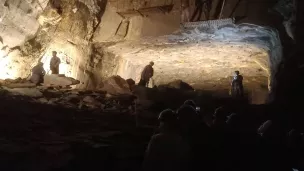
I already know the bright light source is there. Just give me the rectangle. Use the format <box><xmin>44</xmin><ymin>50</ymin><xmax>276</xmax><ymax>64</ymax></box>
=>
<box><xmin>0</xmin><ymin>49</ymin><xmax>20</xmax><ymax>79</ymax></box>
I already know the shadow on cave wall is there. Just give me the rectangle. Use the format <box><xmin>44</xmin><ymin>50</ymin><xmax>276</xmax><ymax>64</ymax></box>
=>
<box><xmin>93</xmin><ymin>0</ymin><xmax>108</xmax><ymax>35</ymax></box>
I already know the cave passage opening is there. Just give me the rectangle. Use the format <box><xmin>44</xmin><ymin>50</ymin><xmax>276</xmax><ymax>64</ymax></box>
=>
<box><xmin>107</xmin><ymin>22</ymin><xmax>282</xmax><ymax>104</ymax></box>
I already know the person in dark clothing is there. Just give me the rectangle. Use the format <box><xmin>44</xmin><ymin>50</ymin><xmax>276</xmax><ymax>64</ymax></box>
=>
<box><xmin>209</xmin><ymin>106</ymin><xmax>231</xmax><ymax>171</ymax></box>
<box><xmin>177</xmin><ymin>104</ymin><xmax>211</xmax><ymax>171</ymax></box>
<box><xmin>286</xmin><ymin>129</ymin><xmax>302</xmax><ymax>170</ymax></box>
<box><xmin>212</xmin><ymin>106</ymin><xmax>230</xmax><ymax>128</ymax></box>
<box><xmin>138</xmin><ymin>61</ymin><xmax>154</xmax><ymax>87</ymax></box>
<box><xmin>257</xmin><ymin>120</ymin><xmax>291</xmax><ymax>171</ymax></box>
<box><xmin>231</xmin><ymin>70</ymin><xmax>244</xmax><ymax>98</ymax></box>
<box><xmin>30</xmin><ymin>62</ymin><xmax>46</xmax><ymax>85</ymax></box>
<box><xmin>143</xmin><ymin>109</ymin><xmax>189</xmax><ymax>171</ymax></box>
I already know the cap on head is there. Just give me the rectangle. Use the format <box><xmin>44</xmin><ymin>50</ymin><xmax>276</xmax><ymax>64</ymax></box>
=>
<box><xmin>184</xmin><ymin>99</ymin><xmax>196</xmax><ymax>108</ymax></box>
<box><xmin>226</xmin><ymin>113</ymin><xmax>241</xmax><ymax>125</ymax></box>
<box><xmin>149</xmin><ymin>61</ymin><xmax>154</xmax><ymax>66</ymax></box>
<box><xmin>177</xmin><ymin>104</ymin><xmax>197</xmax><ymax>121</ymax></box>
<box><xmin>234</xmin><ymin>70</ymin><xmax>240</xmax><ymax>75</ymax></box>
<box><xmin>158</xmin><ymin>109</ymin><xmax>176</xmax><ymax>123</ymax></box>
<box><xmin>214</xmin><ymin>106</ymin><xmax>229</xmax><ymax>120</ymax></box>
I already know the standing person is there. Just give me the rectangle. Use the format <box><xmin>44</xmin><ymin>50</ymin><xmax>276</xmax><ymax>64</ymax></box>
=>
<box><xmin>50</xmin><ymin>51</ymin><xmax>61</xmax><ymax>74</ymax></box>
<box><xmin>30</xmin><ymin>62</ymin><xmax>46</xmax><ymax>85</ymax></box>
<box><xmin>181</xmin><ymin>0</ymin><xmax>190</xmax><ymax>23</ymax></box>
<box><xmin>143</xmin><ymin>109</ymin><xmax>189</xmax><ymax>171</ymax></box>
<box><xmin>231</xmin><ymin>70</ymin><xmax>244</xmax><ymax>98</ymax></box>
<box><xmin>138</xmin><ymin>61</ymin><xmax>154</xmax><ymax>87</ymax></box>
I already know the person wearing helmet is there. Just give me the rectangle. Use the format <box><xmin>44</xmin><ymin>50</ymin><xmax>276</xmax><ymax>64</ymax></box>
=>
<box><xmin>30</xmin><ymin>62</ymin><xmax>46</xmax><ymax>85</ymax></box>
<box><xmin>231</xmin><ymin>70</ymin><xmax>244</xmax><ymax>98</ymax></box>
<box><xmin>143</xmin><ymin>109</ymin><xmax>189</xmax><ymax>171</ymax></box>
<box><xmin>138</xmin><ymin>61</ymin><xmax>154</xmax><ymax>87</ymax></box>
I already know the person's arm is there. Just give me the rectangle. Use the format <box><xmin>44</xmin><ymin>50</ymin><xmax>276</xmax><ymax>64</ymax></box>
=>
<box><xmin>56</xmin><ymin>58</ymin><xmax>61</xmax><ymax>66</ymax></box>
<box><xmin>150</xmin><ymin>68</ymin><xmax>154</xmax><ymax>77</ymax></box>
<box><xmin>42</xmin><ymin>68</ymin><xmax>46</xmax><ymax>76</ymax></box>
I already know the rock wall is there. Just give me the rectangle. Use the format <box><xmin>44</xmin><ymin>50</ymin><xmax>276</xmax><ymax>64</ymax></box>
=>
<box><xmin>0</xmin><ymin>0</ymin><xmax>49</xmax><ymax>79</ymax></box>
<box><xmin>0</xmin><ymin>0</ymin><xmax>288</xmax><ymax>91</ymax></box>
<box><xmin>0</xmin><ymin>0</ymin><xmax>182</xmax><ymax>87</ymax></box>
<box><xmin>0</xmin><ymin>0</ymin><xmax>48</xmax><ymax>48</ymax></box>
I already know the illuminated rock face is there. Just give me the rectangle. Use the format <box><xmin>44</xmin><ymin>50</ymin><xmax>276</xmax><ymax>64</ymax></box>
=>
<box><xmin>0</xmin><ymin>0</ymin><xmax>49</xmax><ymax>79</ymax></box>
<box><xmin>0</xmin><ymin>0</ymin><xmax>182</xmax><ymax>81</ymax></box>
<box><xmin>107</xmin><ymin>24</ymin><xmax>282</xmax><ymax>103</ymax></box>
<box><xmin>0</xmin><ymin>0</ymin><xmax>49</xmax><ymax>48</ymax></box>
<box><xmin>0</xmin><ymin>0</ymin><xmax>283</xmax><ymax>104</ymax></box>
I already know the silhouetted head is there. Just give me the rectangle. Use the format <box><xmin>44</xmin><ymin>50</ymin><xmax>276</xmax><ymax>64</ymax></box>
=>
<box><xmin>52</xmin><ymin>51</ymin><xmax>57</xmax><ymax>57</ymax></box>
<box><xmin>149</xmin><ymin>61</ymin><xmax>154</xmax><ymax>66</ymax></box>
<box><xmin>226</xmin><ymin>113</ymin><xmax>242</xmax><ymax>129</ymax></box>
<box><xmin>158</xmin><ymin>109</ymin><xmax>177</xmax><ymax>132</ymax></box>
<box><xmin>212</xmin><ymin>106</ymin><xmax>229</xmax><ymax>126</ymax></box>
<box><xmin>177</xmin><ymin>104</ymin><xmax>198</xmax><ymax>128</ymax></box>
<box><xmin>183</xmin><ymin>99</ymin><xmax>196</xmax><ymax>109</ymax></box>
<box><xmin>258</xmin><ymin>120</ymin><xmax>282</xmax><ymax>142</ymax></box>
<box><xmin>287</xmin><ymin>129</ymin><xmax>302</xmax><ymax>148</ymax></box>
<box><xmin>234</xmin><ymin>70</ymin><xmax>240</xmax><ymax>76</ymax></box>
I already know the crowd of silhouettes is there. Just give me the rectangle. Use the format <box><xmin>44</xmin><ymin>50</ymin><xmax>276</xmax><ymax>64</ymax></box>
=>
<box><xmin>143</xmin><ymin>100</ymin><xmax>303</xmax><ymax>171</ymax></box>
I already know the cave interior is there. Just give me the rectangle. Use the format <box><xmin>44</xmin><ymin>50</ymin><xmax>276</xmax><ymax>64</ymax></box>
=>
<box><xmin>0</xmin><ymin>0</ymin><xmax>303</xmax><ymax>170</ymax></box>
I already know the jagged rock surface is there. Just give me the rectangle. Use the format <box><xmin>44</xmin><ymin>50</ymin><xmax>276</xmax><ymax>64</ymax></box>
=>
<box><xmin>0</xmin><ymin>0</ymin><xmax>49</xmax><ymax>48</ymax></box>
<box><xmin>99</xmin><ymin>75</ymin><xmax>132</xmax><ymax>95</ymax></box>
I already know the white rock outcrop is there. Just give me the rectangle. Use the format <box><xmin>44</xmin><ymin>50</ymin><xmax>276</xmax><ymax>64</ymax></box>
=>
<box><xmin>0</xmin><ymin>0</ymin><xmax>49</xmax><ymax>48</ymax></box>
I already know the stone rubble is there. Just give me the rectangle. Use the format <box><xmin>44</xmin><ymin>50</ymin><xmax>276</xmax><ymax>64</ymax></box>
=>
<box><xmin>98</xmin><ymin>75</ymin><xmax>132</xmax><ymax>95</ymax></box>
<box><xmin>0</xmin><ymin>76</ymin><xmax>137</xmax><ymax>114</ymax></box>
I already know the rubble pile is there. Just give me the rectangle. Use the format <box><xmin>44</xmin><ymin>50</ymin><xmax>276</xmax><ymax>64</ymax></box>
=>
<box><xmin>98</xmin><ymin>75</ymin><xmax>132</xmax><ymax>95</ymax></box>
<box><xmin>0</xmin><ymin>92</ymin><xmax>150</xmax><ymax>171</ymax></box>
<box><xmin>0</xmin><ymin>74</ymin><xmax>80</xmax><ymax>88</ymax></box>
<box><xmin>0</xmin><ymin>76</ymin><xmax>138</xmax><ymax>115</ymax></box>
<box><xmin>158</xmin><ymin>79</ymin><xmax>194</xmax><ymax>91</ymax></box>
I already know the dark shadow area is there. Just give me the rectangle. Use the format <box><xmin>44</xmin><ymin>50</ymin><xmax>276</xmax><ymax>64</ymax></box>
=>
<box><xmin>91</xmin><ymin>0</ymin><xmax>108</xmax><ymax>40</ymax></box>
<box><xmin>50</xmin><ymin>0</ymin><xmax>63</xmax><ymax>15</ymax></box>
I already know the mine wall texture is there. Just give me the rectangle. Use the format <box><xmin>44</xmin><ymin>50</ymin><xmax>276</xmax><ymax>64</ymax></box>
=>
<box><xmin>0</xmin><ymin>0</ymin><xmax>290</xmax><ymax>90</ymax></box>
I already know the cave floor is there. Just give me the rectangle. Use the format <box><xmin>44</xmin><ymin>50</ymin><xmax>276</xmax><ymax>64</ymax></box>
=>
<box><xmin>0</xmin><ymin>93</ymin><xmax>150</xmax><ymax>171</ymax></box>
<box><xmin>0</xmin><ymin>86</ymin><xmax>269</xmax><ymax>171</ymax></box>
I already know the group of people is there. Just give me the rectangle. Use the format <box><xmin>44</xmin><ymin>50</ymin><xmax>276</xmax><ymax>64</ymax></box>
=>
<box><xmin>143</xmin><ymin>100</ymin><xmax>303</xmax><ymax>171</ymax></box>
<box><xmin>138</xmin><ymin>62</ymin><xmax>244</xmax><ymax>99</ymax></box>
<box><xmin>30</xmin><ymin>51</ymin><xmax>61</xmax><ymax>85</ymax></box>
